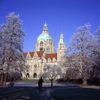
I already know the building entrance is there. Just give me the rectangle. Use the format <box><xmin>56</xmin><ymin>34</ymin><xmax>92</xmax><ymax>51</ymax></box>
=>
<box><xmin>26</xmin><ymin>73</ymin><xmax>29</xmax><ymax>78</ymax></box>
<box><xmin>33</xmin><ymin>73</ymin><xmax>37</xmax><ymax>77</ymax></box>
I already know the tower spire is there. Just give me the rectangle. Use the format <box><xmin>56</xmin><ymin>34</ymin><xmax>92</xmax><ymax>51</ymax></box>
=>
<box><xmin>57</xmin><ymin>33</ymin><xmax>66</xmax><ymax>61</ymax></box>
<box><xmin>44</xmin><ymin>20</ymin><xmax>47</xmax><ymax>26</ymax></box>
<box><xmin>42</xmin><ymin>21</ymin><xmax>49</xmax><ymax>34</ymax></box>
<box><xmin>60</xmin><ymin>33</ymin><xmax>64</xmax><ymax>39</ymax></box>
<box><xmin>61</xmin><ymin>28</ymin><xmax>63</xmax><ymax>34</ymax></box>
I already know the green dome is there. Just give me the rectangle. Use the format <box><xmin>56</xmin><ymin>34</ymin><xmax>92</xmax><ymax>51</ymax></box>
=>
<box><xmin>37</xmin><ymin>33</ymin><xmax>51</xmax><ymax>42</ymax></box>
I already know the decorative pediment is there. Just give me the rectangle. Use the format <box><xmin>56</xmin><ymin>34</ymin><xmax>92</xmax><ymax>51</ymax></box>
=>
<box><xmin>33</xmin><ymin>51</ymin><xmax>39</xmax><ymax>59</ymax></box>
<box><xmin>48</xmin><ymin>58</ymin><xmax>51</xmax><ymax>62</ymax></box>
<box><xmin>26</xmin><ymin>52</ymin><xmax>31</xmax><ymax>59</ymax></box>
<box><xmin>53</xmin><ymin>57</ymin><xmax>56</xmax><ymax>62</ymax></box>
<box><xmin>43</xmin><ymin>58</ymin><xmax>46</xmax><ymax>62</ymax></box>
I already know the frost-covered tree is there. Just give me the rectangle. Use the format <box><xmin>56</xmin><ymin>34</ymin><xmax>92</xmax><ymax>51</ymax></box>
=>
<box><xmin>95</xmin><ymin>26</ymin><xmax>100</xmax><ymax>44</ymax></box>
<box><xmin>61</xmin><ymin>24</ymin><xmax>96</xmax><ymax>85</ymax></box>
<box><xmin>94</xmin><ymin>26</ymin><xmax>100</xmax><ymax>58</ymax></box>
<box><xmin>65</xmin><ymin>67</ymin><xmax>81</xmax><ymax>82</ymax></box>
<box><xmin>90</xmin><ymin>26</ymin><xmax>100</xmax><ymax>79</ymax></box>
<box><xmin>41</xmin><ymin>63</ymin><xmax>63</xmax><ymax>87</ymax></box>
<box><xmin>0</xmin><ymin>12</ymin><xmax>26</xmax><ymax>82</ymax></box>
<box><xmin>85</xmin><ymin>26</ymin><xmax>100</xmax><ymax>79</ymax></box>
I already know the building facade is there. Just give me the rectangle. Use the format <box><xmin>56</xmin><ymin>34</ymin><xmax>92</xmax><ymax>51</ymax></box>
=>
<box><xmin>23</xmin><ymin>22</ymin><xmax>66</xmax><ymax>79</ymax></box>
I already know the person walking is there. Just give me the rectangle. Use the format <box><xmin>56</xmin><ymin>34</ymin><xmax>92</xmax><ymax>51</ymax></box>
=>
<box><xmin>38</xmin><ymin>77</ymin><xmax>44</xmax><ymax>91</ymax></box>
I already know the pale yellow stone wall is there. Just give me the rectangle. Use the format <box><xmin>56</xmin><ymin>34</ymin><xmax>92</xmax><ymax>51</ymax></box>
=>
<box><xmin>57</xmin><ymin>44</ymin><xmax>66</xmax><ymax>62</ymax></box>
<box><xmin>22</xmin><ymin>41</ymin><xmax>66</xmax><ymax>79</ymax></box>
<box><xmin>22</xmin><ymin>50</ymin><xmax>58</xmax><ymax>79</ymax></box>
<box><xmin>34</xmin><ymin>39</ymin><xmax>56</xmax><ymax>54</ymax></box>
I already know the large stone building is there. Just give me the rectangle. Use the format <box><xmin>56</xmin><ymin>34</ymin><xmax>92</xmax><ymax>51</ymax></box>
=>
<box><xmin>23</xmin><ymin>22</ymin><xmax>66</xmax><ymax>79</ymax></box>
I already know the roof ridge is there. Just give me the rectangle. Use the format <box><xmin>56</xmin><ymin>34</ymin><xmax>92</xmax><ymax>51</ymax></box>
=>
<box><xmin>46</xmin><ymin>53</ymin><xmax>57</xmax><ymax>55</ymax></box>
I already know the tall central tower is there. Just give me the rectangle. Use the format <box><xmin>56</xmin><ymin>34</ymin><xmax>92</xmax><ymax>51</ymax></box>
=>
<box><xmin>57</xmin><ymin>33</ymin><xmax>66</xmax><ymax>62</ymax></box>
<box><xmin>34</xmin><ymin>22</ymin><xmax>56</xmax><ymax>54</ymax></box>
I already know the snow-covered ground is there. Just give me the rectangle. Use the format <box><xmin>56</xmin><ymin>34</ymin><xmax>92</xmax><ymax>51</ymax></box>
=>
<box><xmin>6</xmin><ymin>82</ymin><xmax>78</xmax><ymax>87</ymax></box>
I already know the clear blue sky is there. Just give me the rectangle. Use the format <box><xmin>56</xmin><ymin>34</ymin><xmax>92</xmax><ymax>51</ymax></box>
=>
<box><xmin>0</xmin><ymin>0</ymin><xmax>100</xmax><ymax>52</ymax></box>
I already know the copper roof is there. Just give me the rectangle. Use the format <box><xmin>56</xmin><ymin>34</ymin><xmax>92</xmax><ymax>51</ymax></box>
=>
<box><xmin>23</xmin><ymin>52</ymin><xmax>27</xmax><ymax>58</ymax></box>
<box><xmin>37</xmin><ymin>51</ymin><xmax>44</xmax><ymax>58</ymax></box>
<box><xmin>45</xmin><ymin>53</ymin><xmax>57</xmax><ymax>61</ymax></box>
<box><xmin>23</xmin><ymin>51</ymin><xmax>44</xmax><ymax>58</ymax></box>
<box><xmin>30</xmin><ymin>52</ymin><xmax>34</xmax><ymax>58</ymax></box>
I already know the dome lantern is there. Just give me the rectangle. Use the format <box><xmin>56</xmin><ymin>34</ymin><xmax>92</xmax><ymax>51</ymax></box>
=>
<box><xmin>44</xmin><ymin>20</ymin><xmax>47</xmax><ymax>26</ymax></box>
<box><xmin>37</xmin><ymin>21</ymin><xmax>52</xmax><ymax>43</ymax></box>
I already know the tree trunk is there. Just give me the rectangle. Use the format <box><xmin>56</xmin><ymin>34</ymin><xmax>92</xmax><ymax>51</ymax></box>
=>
<box><xmin>3</xmin><ymin>73</ymin><xmax>8</xmax><ymax>86</ymax></box>
<box><xmin>73</xmin><ymin>79</ymin><xmax>76</xmax><ymax>82</ymax></box>
<box><xmin>0</xmin><ymin>73</ymin><xmax>3</xmax><ymax>86</ymax></box>
<box><xmin>82</xmin><ymin>78</ymin><xmax>88</xmax><ymax>86</ymax></box>
<box><xmin>51</xmin><ymin>80</ymin><xmax>53</xmax><ymax>87</ymax></box>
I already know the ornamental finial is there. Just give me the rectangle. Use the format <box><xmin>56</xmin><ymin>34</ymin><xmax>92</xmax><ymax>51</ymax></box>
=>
<box><xmin>61</xmin><ymin>28</ymin><xmax>63</xmax><ymax>34</ymax></box>
<box><xmin>44</xmin><ymin>20</ymin><xmax>47</xmax><ymax>26</ymax></box>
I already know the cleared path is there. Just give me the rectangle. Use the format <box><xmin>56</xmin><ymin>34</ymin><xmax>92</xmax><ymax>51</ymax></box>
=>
<box><xmin>6</xmin><ymin>82</ymin><xmax>78</xmax><ymax>87</ymax></box>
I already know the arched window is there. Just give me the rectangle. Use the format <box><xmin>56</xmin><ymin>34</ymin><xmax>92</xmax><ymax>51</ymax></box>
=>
<box><xmin>53</xmin><ymin>58</ymin><xmax>56</xmax><ymax>62</ymax></box>
<box><xmin>26</xmin><ymin>73</ymin><xmax>29</xmax><ymax>77</ymax></box>
<box><xmin>27</xmin><ymin>66</ymin><xmax>30</xmax><ymax>72</ymax></box>
<box><xmin>40</xmin><ymin>41</ymin><xmax>43</xmax><ymax>46</ymax></box>
<box><xmin>34</xmin><ymin>65</ymin><xmax>37</xmax><ymax>71</ymax></box>
<box><xmin>33</xmin><ymin>73</ymin><xmax>37</xmax><ymax>77</ymax></box>
<box><xmin>48</xmin><ymin>58</ymin><xmax>51</xmax><ymax>62</ymax></box>
<box><xmin>60</xmin><ymin>44</ymin><xmax>62</xmax><ymax>49</ymax></box>
<box><xmin>40</xmin><ymin>48</ymin><xmax>43</xmax><ymax>51</ymax></box>
<box><xmin>20</xmin><ymin>73</ymin><xmax>22</xmax><ymax>77</ymax></box>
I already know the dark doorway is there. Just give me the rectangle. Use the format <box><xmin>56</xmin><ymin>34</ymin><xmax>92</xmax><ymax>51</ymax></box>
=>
<box><xmin>33</xmin><ymin>73</ymin><xmax>37</xmax><ymax>78</ymax></box>
<box><xmin>26</xmin><ymin>73</ymin><xmax>29</xmax><ymax>78</ymax></box>
<box><xmin>20</xmin><ymin>73</ymin><xmax>22</xmax><ymax>77</ymax></box>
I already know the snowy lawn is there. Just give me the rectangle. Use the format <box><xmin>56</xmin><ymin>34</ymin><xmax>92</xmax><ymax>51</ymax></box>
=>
<box><xmin>17</xmin><ymin>79</ymin><xmax>56</xmax><ymax>83</ymax></box>
<box><xmin>50</xmin><ymin>87</ymin><xmax>100</xmax><ymax>100</ymax></box>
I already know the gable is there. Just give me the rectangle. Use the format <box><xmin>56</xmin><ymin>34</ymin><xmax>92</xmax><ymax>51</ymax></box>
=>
<box><xmin>26</xmin><ymin>52</ymin><xmax>31</xmax><ymax>58</ymax></box>
<box><xmin>43</xmin><ymin>58</ymin><xmax>46</xmax><ymax>62</ymax></box>
<box><xmin>23</xmin><ymin>51</ymin><xmax>44</xmax><ymax>59</ymax></box>
<box><xmin>53</xmin><ymin>57</ymin><xmax>56</xmax><ymax>62</ymax></box>
<box><xmin>33</xmin><ymin>51</ymin><xmax>39</xmax><ymax>59</ymax></box>
<box><xmin>48</xmin><ymin>58</ymin><xmax>51</xmax><ymax>62</ymax></box>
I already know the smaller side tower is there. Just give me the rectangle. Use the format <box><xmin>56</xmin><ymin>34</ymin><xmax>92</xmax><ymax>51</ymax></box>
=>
<box><xmin>57</xmin><ymin>33</ymin><xmax>66</xmax><ymax>62</ymax></box>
